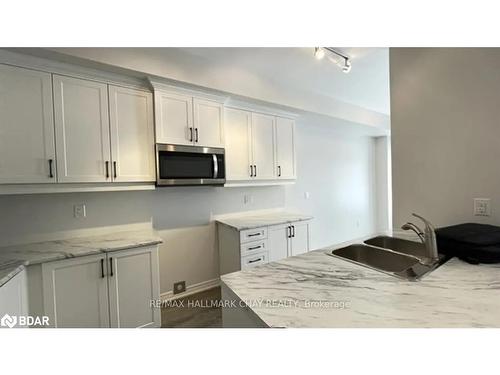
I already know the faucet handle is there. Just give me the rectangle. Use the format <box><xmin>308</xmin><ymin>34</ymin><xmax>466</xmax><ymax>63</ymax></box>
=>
<box><xmin>411</xmin><ymin>213</ymin><xmax>436</xmax><ymax>231</ymax></box>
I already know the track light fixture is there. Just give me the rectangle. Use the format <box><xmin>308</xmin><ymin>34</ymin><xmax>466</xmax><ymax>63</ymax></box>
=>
<box><xmin>314</xmin><ymin>47</ymin><xmax>351</xmax><ymax>73</ymax></box>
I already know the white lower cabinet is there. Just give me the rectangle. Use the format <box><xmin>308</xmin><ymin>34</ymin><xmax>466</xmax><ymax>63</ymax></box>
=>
<box><xmin>107</xmin><ymin>247</ymin><xmax>160</xmax><ymax>328</ymax></box>
<box><xmin>268</xmin><ymin>224</ymin><xmax>290</xmax><ymax>262</ymax></box>
<box><xmin>0</xmin><ymin>269</ymin><xmax>28</xmax><ymax>327</ymax></box>
<box><xmin>218</xmin><ymin>219</ymin><xmax>311</xmax><ymax>275</ymax></box>
<box><xmin>41</xmin><ymin>245</ymin><xmax>160</xmax><ymax>328</ymax></box>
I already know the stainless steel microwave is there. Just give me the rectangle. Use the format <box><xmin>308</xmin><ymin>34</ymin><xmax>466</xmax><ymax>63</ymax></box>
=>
<box><xmin>156</xmin><ymin>144</ymin><xmax>226</xmax><ymax>186</ymax></box>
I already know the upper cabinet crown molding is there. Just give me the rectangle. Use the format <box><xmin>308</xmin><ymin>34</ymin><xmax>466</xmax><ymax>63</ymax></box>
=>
<box><xmin>225</xmin><ymin>97</ymin><xmax>299</xmax><ymax>120</ymax></box>
<box><xmin>148</xmin><ymin>78</ymin><xmax>228</xmax><ymax>103</ymax></box>
<box><xmin>0</xmin><ymin>49</ymin><xmax>149</xmax><ymax>92</ymax></box>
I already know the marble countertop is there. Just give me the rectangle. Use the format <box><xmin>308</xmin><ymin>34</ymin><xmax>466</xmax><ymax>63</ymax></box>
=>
<box><xmin>0</xmin><ymin>229</ymin><xmax>162</xmax><ymax>287</ymax></box>
<box><xmin>221</xmin><ymin>243</ymin><xmax>500</xmax><ymax>328</ymax></box>
<box><xmin>216</xmin><ymin>211</ymin><xmax>313</xmax><ymax>231</ymax></box>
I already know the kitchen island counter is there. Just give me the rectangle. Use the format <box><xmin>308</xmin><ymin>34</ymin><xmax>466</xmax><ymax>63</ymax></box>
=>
<box><xmin>221</xmin><ymin>243</ymin><xmax>500</xmax><ymax>328</ymax></box>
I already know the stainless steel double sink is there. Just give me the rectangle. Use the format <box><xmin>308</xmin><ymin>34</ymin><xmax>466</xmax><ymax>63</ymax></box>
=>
<box><xmin>327</xmin><ymin>236</ymin><xmax>450</xmax><ymax>281</ymax></box>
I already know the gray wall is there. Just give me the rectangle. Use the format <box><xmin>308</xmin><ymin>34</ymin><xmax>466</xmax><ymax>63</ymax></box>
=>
<box><xmin>0</xmin><ymin>117</ymin><xmax>380</xmax><ymax>295</ymax></box>
<box><xmin>390</xmin><ymin>48</ymin><xmax>500</xmax><ymax>228</ymax></box>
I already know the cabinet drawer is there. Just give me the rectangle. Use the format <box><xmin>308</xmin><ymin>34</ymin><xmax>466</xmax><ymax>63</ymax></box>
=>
<box><xmin>240</xmin><ymin>239</ymin><xmax>268</xmax><ymax>255</ymax></box>
<box><xmin>240</xmin><ymin>227</ymin><xmax>267</xmax><ymax>243</ymax></box>
<box><xmin>241</xmin><ymin>251</ymin><xmax>268</xmax><ymax>269</ymax></box>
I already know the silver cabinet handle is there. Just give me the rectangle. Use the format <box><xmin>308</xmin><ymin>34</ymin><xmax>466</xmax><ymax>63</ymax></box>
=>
<box><xmin>48</xmin><ymin>159</ymin><xmax>54</xmax><ymax>178</ymax></box>
<box><xmin>212</xmin><ymin>154</ymin><xmax>218</xmax><ymax>179</ymax></box>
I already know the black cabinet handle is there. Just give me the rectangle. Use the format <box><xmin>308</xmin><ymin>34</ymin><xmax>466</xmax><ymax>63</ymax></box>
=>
<box><xmin>189</xmin><ymin>127</ymin><xmax>193</xmax><ymax>142</ymax></box>
<box><xmin>250</xmin><ymin>165</ymin><xmax>253</xmax><ymax>177</ymax></box>
<box><xmin>254</xmin><ymin>165</ymin><xmax>257</xmax><ymax>177</ymax></box>
<box><xmin>292</xmin><ymin>226</ymin><xmax>295</xmax><ymax>237</ymax></box>
<box><xmin>248</xmin><ymin>257</ymin><xmax>262</xmax><ymax>264</ymax></box>
<box><xmin>278</xmin><ymin>165</ymin><xmax>281</xmax><ymax>177</ymax></box>
<box><xmin>105</xmin><ymin>161</ymin><xmax>110</xmax><ymax>178</ymax></box>
<box><xmin>113</xmin><ymin>161</ymin><xmax>117</xmax><ymax>179</ymax></box>
<box><xmin>195</xmin><ymin>128</ymin><xmax>199</xmax><ymax>143</ymax></box>
<box><xmin>248</xmin><ymin>245</ymin><xmax>262</xmax><ymax>251</ymax></box>
<box><xmin>100</xmin><ymin>259</ymin><xmax>105</xmax><ymax>278</ymax></box>
<box><xmin>48</xmin><ymin>159</ymin><xmax>54</xmax><ymax>178</ymax></box>
<box><xmin>109</xmin><ymin>257</ymin><xmax>114</xmax><ymax>277</ymax></box>
<box><xmin>287</xmin><ymin>226</ymin><xmax>291</xmax><ymax>238</ymax></box>
<box><xmin>248</xmin><ymin>232</ymin><xmax>260</xmax><ymax>237</ymax></box>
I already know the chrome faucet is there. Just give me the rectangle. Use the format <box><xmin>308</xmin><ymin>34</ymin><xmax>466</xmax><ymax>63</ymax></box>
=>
<box><xmin>401</xmin><ymin>213</ymin><xmax>439</xmax><ymax>265</ymax></box>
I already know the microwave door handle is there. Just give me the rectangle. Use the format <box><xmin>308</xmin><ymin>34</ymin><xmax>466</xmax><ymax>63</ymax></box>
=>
<box><xmin>212</xmin><ymin>154</ymin><xmax>218</xmax><ymax>179</ymax></box>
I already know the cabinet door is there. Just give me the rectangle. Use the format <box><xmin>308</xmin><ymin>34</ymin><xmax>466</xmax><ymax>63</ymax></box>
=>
<box><xmin>107</xmin><ymin>246</ymin><xmax>160</xmax><ymax>328</ymax></box>
<box><xmin>42</xmin><ymin>254</ymin><xmax>110</xmax><ymax>328</ymax></box>
<box><xmin>193</xmin><ymin>98</ymin><xmax>224</xmax><ymax>148</ymax></box>
<box><xmin>268</xmin><ymin>224</ymin><xmax>290</xmax><ymax>262</ymax></box>
<box><xmin>0</xmin><ymin>64</ymin><xmax>56</xmax><ymax>183</ymax></box>
<box><xmin>275</xmin><ymin>117</ymin><xmax>296</xmax><ymax>179</ymax></box>
<box><xmin>109</xmin><ymin>85</ymin><xmax>155</xmax><ymax>182</ymax></box>
<box><xmin>251</xmin><ymin>113</ymin><xmax>276</xmax><ymax>180</ymax></box>
<box><xmin>0</xmin><ymin>270</ymin><xmax>28</xmax><ymax>327</ymax></box>
<box><xmin>154</xmin><ymin>91</ymin><xmax>193</xmax><ymax>146</ymax></box>
<box><xmin>224</xmin><ymin>108</ymin><xmax>252</xmax><ymax>180</ymax></box>
<box><xmin>53</xmin><ymin>75</ymin><xmax>111</xmax><ymax>183</ymax></box>
<box><xmin>290</xmin><ymin>221</ymin><xmax>310</xmax><ymax>256</ymax></box>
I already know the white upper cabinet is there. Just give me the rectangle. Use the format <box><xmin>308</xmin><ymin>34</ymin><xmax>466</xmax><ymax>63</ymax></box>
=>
<box><xmin>108</xmin><ymin>85</ymin><xmax>155</xmax><ymax>182</ymax></box>
<box><xmin>224</xmin><ymin>108</ymin><xmax>252</xmax><ymax>180</ymax></box>
<box><xmin>0</xmin><ymin>64</ymin><xmax>56</xmax><ymax>184</ymax></box>
<box><xmin>275</xmin><ymin>117</ymin><xmax>296</xmax><ymax>179</ymax></box>
<box><xmin>251</xmin><ymin>112</ymin><xmax>276</xmax><ymax>180</ymax></box>
<box><xmin>193</xmin><ymin>98</ymin><xmax>224</xmax><ymax>148</ymax></box>
<box><xmin>224</xmin><ymin>108</ymin><xmax>297</xmax><ymax>184</ymax></box>
<box><xmin>152</xmin><ymin>85</ymin><xmax>225</xmax><ymax>148</ymax></box>
<box><xmin>154</xmin><ymin>91</ymin><xmax>193</xmax><ymax>146</ymax></box>
<box><xmin>53</xmin><ymin>75</ymin><xmax>111</xmax><ymax>183</ymax></box>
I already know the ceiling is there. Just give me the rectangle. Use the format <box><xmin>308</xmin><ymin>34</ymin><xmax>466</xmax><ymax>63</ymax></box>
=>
<box><xmin>181</xmin><ymin>47</ymin><xmax>390</xmax><ymax>115</ymax></box>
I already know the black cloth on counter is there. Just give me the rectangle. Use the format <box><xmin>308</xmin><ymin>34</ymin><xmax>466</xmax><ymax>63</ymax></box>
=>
<box><xmin>436</xmin><ymin>223</ymin><xmax>500</xmax><ymax>264</ymax></box>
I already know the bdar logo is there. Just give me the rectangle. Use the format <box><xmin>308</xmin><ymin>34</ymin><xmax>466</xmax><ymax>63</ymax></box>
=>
<box><xmin>1</xmin><ymin>314</ymin><xmax>17</xmax><ymax>328</ymax></box>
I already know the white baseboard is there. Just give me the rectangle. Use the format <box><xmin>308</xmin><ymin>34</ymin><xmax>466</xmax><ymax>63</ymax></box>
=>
<box><xmin>160</xmin><ymin>278</ymin><xmax>220</xmax><ymax>301</ymax></box>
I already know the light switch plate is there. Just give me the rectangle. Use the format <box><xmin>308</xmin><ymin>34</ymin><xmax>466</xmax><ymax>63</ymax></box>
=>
<box><xmin>474</xmin><ymin>198</ymin><xmax>491</xmax><ymax>216</ymax></box>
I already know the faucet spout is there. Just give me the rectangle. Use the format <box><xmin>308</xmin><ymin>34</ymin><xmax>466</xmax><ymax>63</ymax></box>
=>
<box><xmin>401</xmin><ymin>213</ymin><xmax>439</xmax><ymax>265</ymax></box>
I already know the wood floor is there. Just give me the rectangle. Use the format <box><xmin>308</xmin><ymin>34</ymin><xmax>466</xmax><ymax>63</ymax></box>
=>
<box><xmin>161</xmin><ymin>286</ymin><xmax>222</xmax><ymax>328</ymax></box>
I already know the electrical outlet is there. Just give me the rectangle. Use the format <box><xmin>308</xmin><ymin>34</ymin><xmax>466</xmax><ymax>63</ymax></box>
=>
<box><xmin>73</xmin><ymin>204</ymin><xmax>86</xmax><ymax>218</ymax></box>
<box><xmin>173</xmin><ymin>281</ymin><xmax>186</xmax><ymax>295</ymax></box>
<box><xmin>474</xmin><ymin>198</ymin><xmax>491</xmax><ymax>216</ymax></box>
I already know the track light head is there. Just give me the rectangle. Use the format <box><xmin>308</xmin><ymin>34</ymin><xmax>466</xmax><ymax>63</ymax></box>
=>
<box><xmin>342</xmin><ymin>59</ymin><xmax>352</xmax><ymax>73</ymax></box>
<box><xmin>314</xmin><ymin>47</ymin><xmax>325</xmax><ymax>60</ymax></box>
